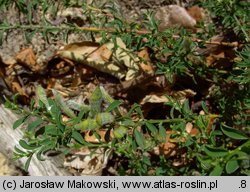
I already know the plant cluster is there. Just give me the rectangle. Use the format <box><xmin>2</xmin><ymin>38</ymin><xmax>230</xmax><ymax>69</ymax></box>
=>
<box><xmin>1</xmin><ymin>0</ymin><xmax>250</xmax><ymax>175</ymax></box>
<box><xmin>5</xmin><ymin>84</ymin><xmax>249</xmax><ymax>175</ymax></box>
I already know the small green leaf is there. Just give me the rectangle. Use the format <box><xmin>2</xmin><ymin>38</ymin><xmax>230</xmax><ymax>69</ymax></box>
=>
<box><xmin>203</xmin><ymin>145</ymin><xmax>228</xmax><ymax>157</ymax></box>
<box><xmin>49</xmin><ymin>101</ymin><xmax>64</xmax><ymax>132</ymax></box>
<box><xmin>197</xmin><ymin>156</ymin><xmax>212</xmax><ymax>170</ymax></box>
<box><xmin>122</xmin><ymin>119</ymin><xmax>134</xmax><ymax>126</ymax></box>
<box><xmin>145</xmin><ymin>122</ymin><xmax>158</xmax><ymax>139</ymax></box>
<box><xmin>114</xmin><ymin>126</ymin><xmax>127</xmax><ymax>139</ymax></box>
<box><xmin>72</xmin><ymin>131</ymin><xmax>84</xmax><ymax>144</ymax></box>
<box><xmin>24</xmin><ymin>155</ymin><xmax>32</xmax><ymax>171</ymax></box>
<box><xmin>13</xmin><ymin>116</ymin><xmax>27</xmax><ymax>129</ymax></box>
<box><xmin>36</xmin><ymin>143</ymin><xmax>55</xmax><ymax>161</ymax></box>
<box><xmin>39</xmin><ymin>138</ymin><xmax>54</xmax><ymax>146</ymax></box>
<box><xmin>13</xmin><ymin>93</ymin><xmax>19</xmax><ymax>104</ymax></box>
<box><xmin>67</xmin><ymin>110</ymin><xmax>86</xmax><ymax>127</ymax></box>
<box><xmin>26</xmin><ymin>118</ymin><xmax>43</xmax><ymax>132</ymax></box>
<box><xmin>170</xmin><ymin>107</ymin><xmax>175</xmax><ymax>119</ymax></box>
<box><xmin>241</xmin><ymin>146</ymin><xmax>250</xmax><ymax>154</ymax></box>
<box><xmin>62</xmin><ymin>148</ymin><xmax>71</xmax><ymax>155</ymax></box>
<box><xmin>36</xmin><ymin>85</ymin><xmax>49</xmax><ymax>110</ymax></box>
<box><xmin>242</xmin><ymin>170</ymin><xmax>250</xmax><ymax>176</ymax></box>
<box><xmin>90</xmin><ymin>86</ymin><xmax>103</xmax><ymax>116</ymax></box>
<box><xmin>134</xmin><ymin>129</ymin><xmax>145</xmax><ymax>149</ymax></box>
<box><xmin>226</xmin><ymin>159</ymin><xmax>239</xmax><ymax>174</ymax></box>
<box><xmin>234</xmin><ymin>151</ymin><xmax>249</xmax><ymax>160</ymax></box>
<box><xmin>182</xmin><ymin>99</ymin><xmax>191</xmax><ymax>115</ymax></box>
<box><xmin>100</xmin><ymin>86</ymin><xmax>114</xmax><ymax>104</ymax></box>
<box><xmin>159</xmin><ymin>123</ymin><xmax>166</xmax><ymax>142</ymax></box>
<box><xmin>142</xmin><ymin>155</ymin><xmax>151</xmax><ymax>166</ymax></box>
<box><xmin>210</xmin><ymin>130</ymin><xmax>223</xmax><ymax>137</ymax></box>
<box><xmin>209</xmin><ymin>164</ymin><xmax>223</xmax><ymax>176</ymax></box>
<box><xmin>196</xmin><ymin>115</ymin><xmax>207</xmax><ymax>130</ymax></box>
<box><xmin>36</xmin><ymin>148</ymin><xmax>46</xmax><ymax>161</ymax></box>
<box><xmin>145</xmin><ymin>122</ymin><xmax>157</xmax><ymax>133</ymax></box>
<box><xmin>38</xmin><ymin>100</ymin><xmax>45</xmax><ymax>108</ymax></box>
<box><xmin>210</xmin><ymin>130</ymin><xmax>223</xmax><ymax>145</ymax></box>
<box><xmin>14</xmin><ymin>146</ymin><xmax>26</xmax><ymax>155</ymax></box>
<box><xmin>30</xmin><ymin>98</ymin><xmax>36</xmax><ymax>110</ymax></box>
<box><xmin>93</xmin><ymin>131</ymin><xmax>101</xmax><ymax>142</ymax></box>
<box><xmin>4</xmin><ymin>95</ymin><xmax>14</xmax><ymax>109</ymax></box>
<box><xmin>52</xmin><ymin>89</ymin><xmax>76</xmax><ymax>118</ymax></box>
<box><xmin>221</xmin><ymin>124</ymin><xmax>249</xmax><ymax>140</ymax></box>
<box><xmin>45</xmin><ymin>124</ymin><xmax>59</xmax><ymax>136</ymax></box>
<box><xmin>106</xmin><ymin>100</ymin><xmax>122</xmax><ymax>112</ymax></box>
<box><xmin>201</xmin><ymin>101</ymin><xmax>209</xmax><ymax>114</ymax></box>
<box><xmin>134</xmin><ymin>104</ymin><xmax>144</xmax><ymax>119</ymax></box>
<box><xmin>19</xmin><ymin>140</ymin><xmax>38</xmax><ymax>150</ymax></box>
<box><xmin>155</xmin><ymin>165</ymin><xmax>165</xmax><ymax>175</ymax></box>
<box><xmin>131</xmin><ymin>136</ymin><xmax>137</xmax><ymax>151</ymax></box>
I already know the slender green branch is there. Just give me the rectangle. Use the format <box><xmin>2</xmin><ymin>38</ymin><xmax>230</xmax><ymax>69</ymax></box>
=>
<box><xmin>147</xmin><ymin>118</ymin><xmax>186</xmax><ymax>124</ymax></box>
<box><xmin>0</xmin><ymin>25</ymin><xmax>75</xmax><ymax>31</ymax></box>
<box><xmin>147</xmin><ymin>114</ymin><xmax>220</xmax><ymax>124</ymax></box>
<box><xmin>0</xmin><ymin>24</ymin><xmax>243</xmax><ymax>47</ymax></box>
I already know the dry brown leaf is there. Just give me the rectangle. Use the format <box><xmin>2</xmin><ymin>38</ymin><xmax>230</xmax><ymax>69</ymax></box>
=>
<box><xmin>16</xmin><ymin>48</ymin><xmax>40</xmax><ymax>72</ymax></box>
<box><xmin>70</xmin><ymin>73</ymin><xmax>82</xmax><ymax>87</ymax></box>
<box><xmin>207</xmin><ymin>114</ymin><xmax>216</xmax><ymax>134</ymax></box>
<box><xmin>171</xmin><ymin>89</ymin><xmax>196</xmax><ymax>102</ymax></box>
<box><xmin>138</xmin><ymin>47</ymin><xmax>154</xmax><ymax>74</ymax></box>
<box><xmin>172</xmin><ymin>152</ymin><xmax>189</xmax><ymax>167</ymax></box>
<box><xmin>140</xmin><ymin>89</ymin><xmax>195</xmax><ymax>105</ymax></box>
<box><xmin>206</xmin><ymin>51</ymin><xmax>225</xmax><ymax>67</ymax></box>
<box><xmin>76</xmin><ymin>64</ymin><xmax>97</xmax><ymax>81</ymax></box>
<box><xmin>2</xmin><ymin>66</ymin><xmax>15</xmax><ymax>90</ymax></box>
<box><xmin>11</xmin><ymin>81</ymin><xmax>27</xmax><ymax>97</ymax></box>
<box><xmin>84</xmin><ymin>130</ymin><xmax>113</xmax><ymax>143</ymax></box>
<box><xmin>57</xmin><ymin>41</ymin><xmax>127</xmax><ymax>79</ymax></box>
<box><xmin>9</xmin><ymin>79</ymin><xmax>29</xmax><ymax>103</ymax></box>
<box><xmin>185</xmin><ymin>122</ymin><xmax>193</xmax><ymax>134</ymax></box>
<box><xmin>58</xmin><ymin>41</ymin><xmax>100</xmax><ymax>61</ymax></box>
<box><xmin>50</xmin><ymin>60</ymin><xmax>72</xmax><ymax>76</ymax></box>
<box><xmin>0</xmin><ymin>60</ymin><xmax>6</xmax><ymax>80</ymax></box>
<box><xmin>152</xmin><ymin>121</ymin><xmax>202</xmax><ymax>159</ymax></box>
<box><xmin>156</xmin><ymin>142</ymin><xmax>178</xmax><ymax>157</ymax></box>
<box><xmin>47</xmin><ymin>78</ymin><xmax>56</xmax><ymax>90</ymax></box>
<box><xmin>57</xmin><ymin>38</ymin><xmax>141</xmax><ymax>81</ymax></box>
<box><xmin>105</xmin><ymin>37</ymin><xmax>140</xmax><ymax>80</ymax></box>
<box><xmin>140</xmin><ymin>94</ymin><xmax>169</xmax><ymax>105</ymax></box>
<box><xmin>99</xmin><ymin>44</ymin><xmax>112</xmax><ymax>61</ymax></box>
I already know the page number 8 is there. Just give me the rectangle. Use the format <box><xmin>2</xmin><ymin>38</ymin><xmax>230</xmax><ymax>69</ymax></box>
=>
<box><xmin>240</xmin><ymin>180</ymin><xmax>246</xmax><ymax>188</ymax></box>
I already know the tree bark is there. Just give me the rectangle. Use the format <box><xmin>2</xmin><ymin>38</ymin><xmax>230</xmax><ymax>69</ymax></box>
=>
<box><xmin>0</xmin><ymin>104</ymin><xmax>70</xmax><ymax>176</ymax></box>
